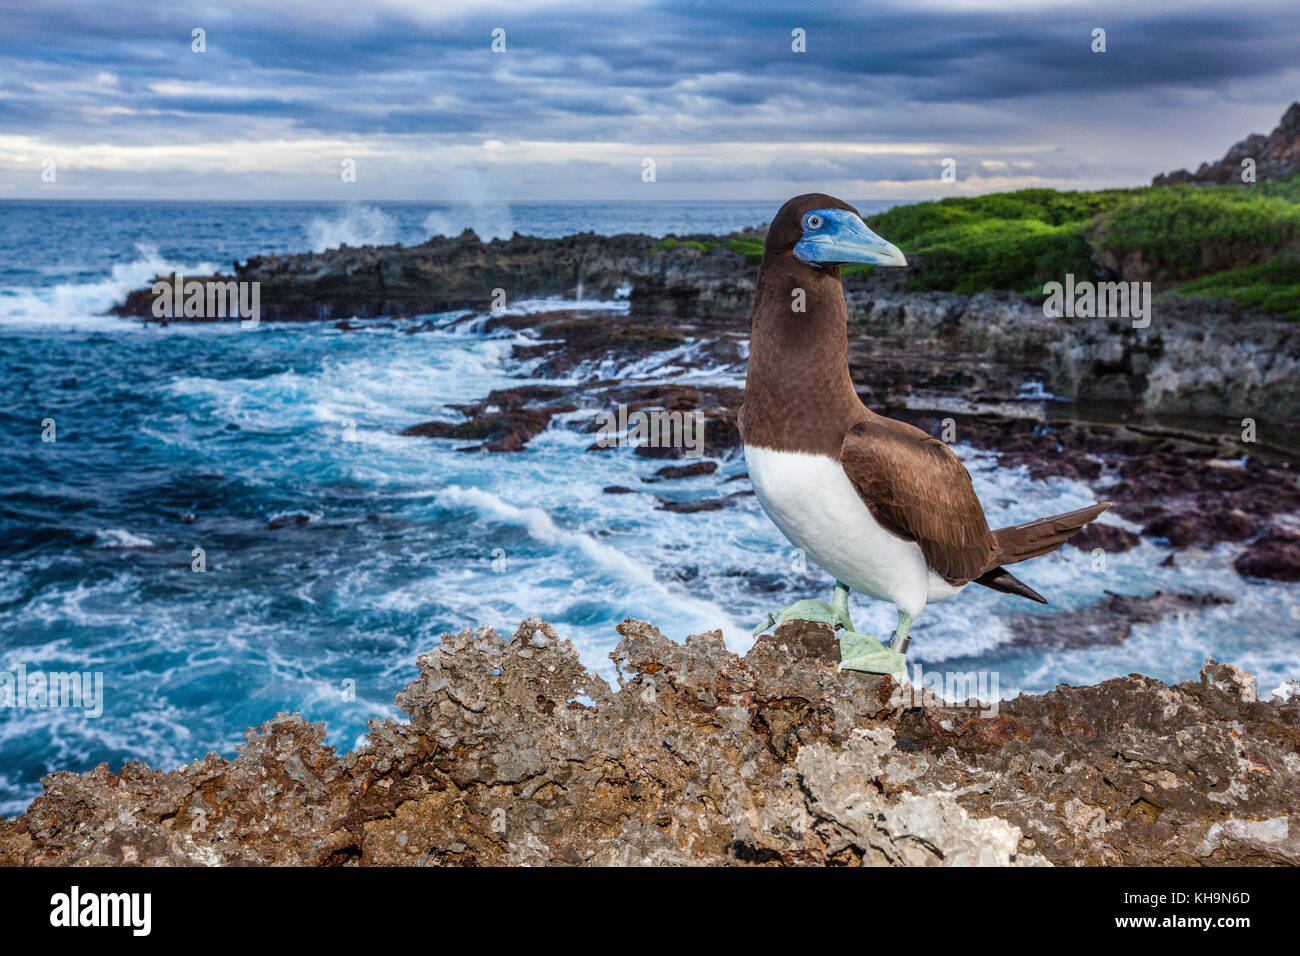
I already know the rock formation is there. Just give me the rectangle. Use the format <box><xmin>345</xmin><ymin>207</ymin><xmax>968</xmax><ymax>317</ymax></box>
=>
<box><xmin>1154</xmin><ymin>102</ymin><xmax>1300</xmax><ymax>186</ymax></box>
<box><xmin>3</xmin><ymin>617</ymin><xmax>1297</xmax><ymax>866</ymax></box>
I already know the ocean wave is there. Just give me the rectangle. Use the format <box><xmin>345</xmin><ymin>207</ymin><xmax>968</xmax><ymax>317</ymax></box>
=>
<box><xmin>423</xmin><ymin>205</ymin><xmax>515</xmax><ymax>242</ymax></box>
<box><xmin>305</xmin><ymin>205</ymin><xmax>399</xmax><ymax>252</ymax></box>
<box><xmin>497</xmin><ymin>296</ymin><xmax>631</xmax><ymax>315</ymax></box>
<box><xmin>432</xmin><ymin>483</ymin><xmax>755</xmax><ymax>660</ymax></box>
<box><xmin>0</xmin><ymin>244</ymin><xmax>202</xmax><ymax>329</ymax></box>
<box><xmin>95</xmin><ymin>528</ymin><xmax>156</xmax><ymax>549</ymax></box>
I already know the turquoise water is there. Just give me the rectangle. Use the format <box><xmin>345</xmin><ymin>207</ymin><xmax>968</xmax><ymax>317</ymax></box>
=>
<box><xmin>1</xmin><ymin>200</ymin><xmax>1296</xmax><ymax>816</ymax></box>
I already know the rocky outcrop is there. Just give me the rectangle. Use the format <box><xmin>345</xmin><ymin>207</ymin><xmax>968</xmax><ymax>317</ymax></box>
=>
<box><xmin>844</xmin><ymin>289</ymin><xmax>1300</xmax><ymax>418</ymax></box>
<box><xmin>401</xmin><ymin>385</ymin><xmax>577</xmax><ymax>452</ymax></box>
<box><xmin>2</xmin><ymin>618</ymin><xmax>1295</xmax><ymax>866</ymax></box>
<box><xmin>114</xmin><ymin>230</ymin><xmax>761</xmax><ymax>323</ymax></box>
<box><xmin>1153</xmin><ymin>102</ymin><xmax>1300</xmax><ymax>186</ymax></box>
<box><xmin>116</xmin><ymin>234</ymin><xmax>1300</xmax><ymax>421</ymax></box>
<box><xmin>1235</xmin><ymin>527</ymin><xmax>1300</xmax><ymax>581</ymax></box>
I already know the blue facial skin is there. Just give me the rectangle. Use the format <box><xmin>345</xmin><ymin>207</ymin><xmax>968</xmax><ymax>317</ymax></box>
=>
<box><xmin>792</xmin><ymin>208</ymin><xmax>908</xmax><ymax>268</ymax></box>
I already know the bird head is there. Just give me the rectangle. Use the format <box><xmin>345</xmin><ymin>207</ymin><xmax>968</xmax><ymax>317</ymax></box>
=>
<box><xmin>766</xmin><ymin>193</ymin><xmax>907</xmax><ymax>269</ymax></box>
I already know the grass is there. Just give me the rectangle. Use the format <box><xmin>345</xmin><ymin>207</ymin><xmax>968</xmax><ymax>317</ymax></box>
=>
<box><xmin>685</xmin><ymin>175</ymin><xmax>1300</xmax><ymax>319</ymax></box>
<box><xmin>859</xmin><ymin>174</ymin><xmax>1300</xmax><ymax>317</ymax></box>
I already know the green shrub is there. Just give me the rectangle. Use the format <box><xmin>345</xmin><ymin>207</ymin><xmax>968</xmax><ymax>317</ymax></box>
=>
<box><xmin>857</xmin><ymin>174</ymin><xmax>1300</xmax><ymax>314</ymax></box>
<box><xmin>728</xmin><ymin>236</ymin><xmax>765</xmax><ymax>264</ymax></box>
<box><xmin>1173</xmin><ymin>252</ymin><xmax>1300</xmax><ymax>320</ymax></box>
<box><xmin>652</xmin><ymin>237</ymin><xmax>720</xmax><ymax>254</ymax></box>
<box><xmin>1090</xmin><ymin>185</ymin><xmax>1300</xmax><ymax>281</ymax></box>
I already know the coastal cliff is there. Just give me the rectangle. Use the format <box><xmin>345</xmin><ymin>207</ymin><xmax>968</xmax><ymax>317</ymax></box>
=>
<box><xmin>1154</xmin><ymin>102</ymin><xmax>1300</xmax><ymax>186</ymax></box>
<box><xmin>3</xmin><ymin>617</ymin><xmax>1296</xmax><ymax>866</ymax></box>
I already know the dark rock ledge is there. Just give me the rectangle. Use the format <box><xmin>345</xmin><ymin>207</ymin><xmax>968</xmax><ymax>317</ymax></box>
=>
<box><xmin>2</xmin><ymin>618</ymin><xmax>1296</xmax><ymax>866</ymax></box>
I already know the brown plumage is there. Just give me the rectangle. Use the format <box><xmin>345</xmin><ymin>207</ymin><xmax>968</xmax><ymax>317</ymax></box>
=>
<box><xmin>740</xmin><ymin>193</ymin><xmax>1111</xmax><ymax>606</ymax></box>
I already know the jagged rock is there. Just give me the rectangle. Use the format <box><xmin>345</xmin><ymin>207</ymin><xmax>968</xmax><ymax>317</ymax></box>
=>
<box><xmin>115</xmin><ymin>231</ymin><xmax>759</xmax><ymax>323</ymax></box>
<box><xmin>655</xmin><ymin>490</ymin><xmax>752</xmax><ymax>512</ymax></box>
<box><xmin>402</xmin><ymin>386</ymin><xmax>575</xmax><ymax>452</ymax></box>
<box><xmin>642</xmin><ymin>461</ymin><xmax>718</xmax><ymax>482</ymax></box>
<box><xmin>846</xmin><ymin>289</ymin><xmax>1300</xmax><ymax>418</ymax></box>
<box><xmin>2</xmin><ymin>619</ymin><xmax>1295</xmax><ymax>867</ymax></box>
<box><xmin>1154</xmin><ymin>102</ymin><xmax>1300</xmax><ymax>185</ymax></box>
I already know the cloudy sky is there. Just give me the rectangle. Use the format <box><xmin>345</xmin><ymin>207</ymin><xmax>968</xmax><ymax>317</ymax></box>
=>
<box><xmin>0</xmin><ymin>0</ymin><xmax>1296</xmax><ymax>200</ymax></box>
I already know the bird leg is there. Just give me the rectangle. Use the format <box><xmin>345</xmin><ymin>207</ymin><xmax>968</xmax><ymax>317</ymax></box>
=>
<box><xmin>888</xmin><ymin>611</ymin><xmax>914</xmax><ymax>655</ymax></box>
<box><xmin>829</xmin><ymin>581</ymin><xmax>854</xmax><ymax>632</ymax></box>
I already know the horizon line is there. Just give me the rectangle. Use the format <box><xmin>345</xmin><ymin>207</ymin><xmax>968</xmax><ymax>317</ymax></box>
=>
<box><xmin>0</xmin><ymin>196</ymin><xmax>925</xmax><ymax>204</ymax></box>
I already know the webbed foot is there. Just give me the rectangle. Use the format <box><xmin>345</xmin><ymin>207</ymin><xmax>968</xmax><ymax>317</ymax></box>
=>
<box><xmin>754</xmin><ymin>580</ymin><xmax>857</xmax><ymax>638</ymax></box>
<box><xmin>752</xmin><ymin>597</ymin><xmax>852</xmax><ymax>638</ymax></box>
<box><xmin>837</xmin><ymin>630</ymin><xmax>908</xmax><ymax>683</ymax></box>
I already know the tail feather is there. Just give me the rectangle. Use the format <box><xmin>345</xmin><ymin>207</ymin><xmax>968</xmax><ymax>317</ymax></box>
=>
<box><xmin>973</xmin><ymin>501</ymin><xmax>1112</xmax><ymax>604</ymax></box>
<box><xmin>974</xmin><ymin>566</ymin><xmax>1047</xmax><ymax>603</ymax></box>
<box><xmin>992</xmin><ymin>501</ymin><xmax>1112</xmax><ymax>565</ymax></box>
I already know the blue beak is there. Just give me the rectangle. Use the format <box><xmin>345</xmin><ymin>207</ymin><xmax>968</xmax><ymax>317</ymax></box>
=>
<box><xmin>793</xmin><ymin>208</ymin><xmax>908</xmax><ymax>268</ymax></box>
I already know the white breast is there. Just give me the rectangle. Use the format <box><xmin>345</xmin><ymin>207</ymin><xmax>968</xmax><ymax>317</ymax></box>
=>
<box><xmin>744</xmin><ymin>445</ymin><xmax>963</xmax><ymax>617</ymax></box>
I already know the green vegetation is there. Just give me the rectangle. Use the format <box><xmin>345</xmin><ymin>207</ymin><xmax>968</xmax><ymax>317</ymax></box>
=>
<box><xmin>1090</xmin><ymin>186</ymin><xmax>1300</xmax><ymax>283</ymax></box>
<box><xmin>880</xmin><ymin>217</ymin><xmax>1097</xmax><ymax>294</ymax></box>
<box><xmin>858</xmin><ymin>173</ymin><xmax>1300</xmax><ymax>318</ymax></box>
<box><xmin>1173</xmin><ymin>253</ymin><xmax>1300</xmax><ymax>319</ymax></box>
<box><xmin>651</xmin><ymin>237</ymin><xmax>720</xmax><ymax>254</ymax></box>
<box><xmin>728</xmin><ymin>236</ymin><xmax>765</xmax><ymax>264</ymax></box>
<box><xmin>863</xmin><ymin>188</ymin><xmax>1134</xmax><ymax>294</ymax></box>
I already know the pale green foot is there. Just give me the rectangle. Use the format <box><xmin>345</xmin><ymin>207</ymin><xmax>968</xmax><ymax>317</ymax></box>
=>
<box><xmin>837</xmin><ymin>630</ymin><xmax>908</xmax><ymax>682</ymax></box>
<box><xmin>753</xmin><ymin>582</ymin><xmax>855</xmax><ymax>638</ymax></box>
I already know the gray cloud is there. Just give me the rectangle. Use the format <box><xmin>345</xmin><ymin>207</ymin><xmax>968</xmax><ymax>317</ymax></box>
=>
<box><xmin>0</xmin><ymin>0</ymin><xmax>1294</xmax><ymax>198</ymax></box>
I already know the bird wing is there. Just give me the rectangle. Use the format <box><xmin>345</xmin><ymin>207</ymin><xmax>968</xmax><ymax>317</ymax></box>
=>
<box><xmin>839</xmin><ymin>418</ymin><xmax>998</xmax><ymax>584</ymax></box>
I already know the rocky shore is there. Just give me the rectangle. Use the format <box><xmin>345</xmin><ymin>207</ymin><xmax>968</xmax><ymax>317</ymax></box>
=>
<box><xmin>115</xmin><ymin>230</ymin><xmax>1300</xmax><ymax>424</ymax></box>
<box><xmin>2</xmin><ymin>617</ymin><xmax>1295</xmax><ymax>866</ymax></box>
<box><xmin>364</xmin><ymin>297</ymin><xmax>1298</xmax><ymax>583</ymax></box>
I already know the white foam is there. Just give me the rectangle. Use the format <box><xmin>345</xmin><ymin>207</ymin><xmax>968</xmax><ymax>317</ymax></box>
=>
<box><xmin>305</xmin><ymin>205</ymin><xmax>399</xmax><ymax>252</ymax></box>
<box><xmin>0</xmin><ymin>244</ymin><xmax>205</xmax><ymax>330</ymax></box>
<box><xmin>498</xmin><ymin>297</ymin><xmax>631</xmax><ymax>315</ymax></box>
<box><xmin>94</xmin><ymin>529</ymin><xmax>156</xmax><ymax>550</ymax></box>
<box><xmin>432</xmin><ymin>484</ymin><xmax>753</xmax><ymax>665</ymax></box>
<box><xmin>423</xmin><ymin>205</ymin><xmax>515</xmax><ymax>243</ymax></box>
<box><xmin>1270</xmin><ymin>680</ymin><xmax>1300</xmax><ymax>703</ymax></box>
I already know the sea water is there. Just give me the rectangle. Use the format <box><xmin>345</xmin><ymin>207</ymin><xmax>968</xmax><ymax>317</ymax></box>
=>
<box><xmin>1</xmin><ymin>200</ymin><xmax>1296</xmax><ymax>816</ymax></box>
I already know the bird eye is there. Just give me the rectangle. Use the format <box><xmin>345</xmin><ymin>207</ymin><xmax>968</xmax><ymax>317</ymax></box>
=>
<box><xmin>805</xmin><ymin>214</ymin><xmax>823</xmax><ymax>230</ymax></box>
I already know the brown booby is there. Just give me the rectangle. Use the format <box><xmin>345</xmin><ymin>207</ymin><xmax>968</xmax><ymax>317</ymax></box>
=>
<box><xmin>740</xmin><ymin>193</ymin><xmax>1111</xmax><ymax>678</ymax></box>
